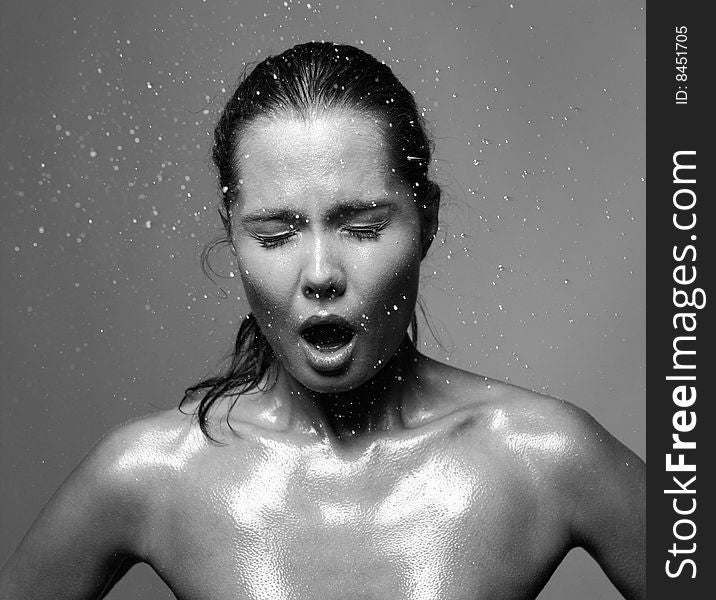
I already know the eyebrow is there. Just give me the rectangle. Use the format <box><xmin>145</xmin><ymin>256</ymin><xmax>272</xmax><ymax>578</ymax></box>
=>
<box><xmin>240</xmin><ymin>199</ymin><xmax>395</xmax><ymax>224</ymax></box>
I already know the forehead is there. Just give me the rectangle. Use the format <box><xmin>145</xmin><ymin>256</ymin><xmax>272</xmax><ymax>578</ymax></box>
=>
<box><xmin>236</xmin><ymin>112</ymin><xmax>399</xmax><ymax>209</ymax></box>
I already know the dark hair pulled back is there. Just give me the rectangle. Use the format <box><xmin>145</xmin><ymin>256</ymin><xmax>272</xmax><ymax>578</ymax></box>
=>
<box><xmin>181</xmin><ymin>42</ymin><xmax>440</xmax><ymax>440</ymax></box>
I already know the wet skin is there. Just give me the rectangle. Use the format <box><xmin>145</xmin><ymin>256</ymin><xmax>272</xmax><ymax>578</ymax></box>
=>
<box><xmin>230</xmin><ymin>112</ymin><xmax>429</xmax><ymax>396</ymax></box>
<box><xmin>139</xmin><ymin>359</ymin><xmax>645</xmax><ymax>600</ymax></box>
<box><xmin>0</xmin><ymin>113</ymin><xmax>645</xmax><ymax>599</ymax></box>
<box><xmin>0</xmin><ymin>358</ymin><xmax>646</xmax><ymax>600</ymax></box>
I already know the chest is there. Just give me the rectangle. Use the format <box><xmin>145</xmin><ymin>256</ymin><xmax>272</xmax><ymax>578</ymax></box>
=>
<box><xmin>147</xmin><ymin>445</ymin><xmax>554</xmax><ymax>600</ymax></box>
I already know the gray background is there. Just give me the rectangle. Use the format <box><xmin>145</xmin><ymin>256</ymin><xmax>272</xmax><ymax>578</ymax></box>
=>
<box><xmin>0</xmin><ymin>1</ymin><xmax>645</xmax><ymax>598</ymax></box>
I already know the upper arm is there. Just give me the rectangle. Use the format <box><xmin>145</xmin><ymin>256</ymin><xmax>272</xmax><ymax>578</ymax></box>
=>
<box><xmin>559</xmin><ymin>405</ymin><xmax>646</xmax><ymax>600</ymax></box>
<box><xmin>0</xmin><ymin>422</ymin><xmax>154</xmax><ymax>599</ymax></box>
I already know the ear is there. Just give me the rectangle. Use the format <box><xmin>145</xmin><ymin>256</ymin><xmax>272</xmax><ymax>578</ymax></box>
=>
<box><xmin>420</xmin><ymin>184</ymin><xmax>440</xmax><ymax>260</ymax></box>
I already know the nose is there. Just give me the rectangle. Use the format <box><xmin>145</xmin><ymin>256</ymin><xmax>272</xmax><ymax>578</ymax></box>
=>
<box><xmin>301</xmin><ymin>233</ymin><xmax>346</xmax><ymax>300</ymax></box>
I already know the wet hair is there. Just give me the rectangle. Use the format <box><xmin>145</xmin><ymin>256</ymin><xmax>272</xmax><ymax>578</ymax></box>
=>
<box><xmin>181</xmin><ymin>41</ymin><xmax>440</xmax><ymax>439</ymax></box>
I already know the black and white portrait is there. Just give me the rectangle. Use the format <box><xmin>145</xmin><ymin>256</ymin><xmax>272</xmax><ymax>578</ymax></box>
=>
<box><xmin>0</xmin><ymin>2</ymin><xmax>645</xmax><ymax>599</ymax></box>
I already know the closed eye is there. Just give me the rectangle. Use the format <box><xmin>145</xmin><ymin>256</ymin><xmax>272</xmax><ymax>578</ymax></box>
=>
<box><xmin>249</xmin><ymin>219</ymin><xmax>390</xmax><ymax>249</ymax></box>
<box><xmin>344</xmin><ymin>220</ymin><xmax>390</xmax><ymax>240</ymax></box>
<box><xmin>250</xmin><ymin>231</ymin><xmax>296</xmax><ymax>249</ymax></box>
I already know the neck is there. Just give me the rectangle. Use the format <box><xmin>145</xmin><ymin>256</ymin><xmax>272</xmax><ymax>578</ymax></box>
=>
<box><xmin>276</xmin><ymin>335</ymin><xmax>419</xmax><ymax>443</ymax></box>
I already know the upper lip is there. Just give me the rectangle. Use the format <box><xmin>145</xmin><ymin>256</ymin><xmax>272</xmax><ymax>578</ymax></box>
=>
<box><xmin>299</xmin><ymin>314</ymin><xmax>355</xmax><ymax>335</ymax></box>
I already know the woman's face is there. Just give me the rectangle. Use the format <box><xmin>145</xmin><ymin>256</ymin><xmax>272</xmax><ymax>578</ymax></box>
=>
<box><xmin>231</xmin><ymin>111</ymin><xmax>427</xmax><ymax>394</ymax></box>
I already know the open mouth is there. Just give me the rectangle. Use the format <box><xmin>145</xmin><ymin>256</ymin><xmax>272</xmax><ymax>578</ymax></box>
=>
<box><xmin>298</xmin><ymin>315</ymin><xmax>357</xmax><ymax>373</ymax></box>
<box><xmin>301</xmin><ymin>323</ymin><xmax>355</xmax><ymax>352</ymax></box>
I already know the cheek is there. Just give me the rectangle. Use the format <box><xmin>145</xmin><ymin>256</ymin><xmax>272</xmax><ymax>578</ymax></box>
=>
<box><xmin>236</xmin><ymin>247</ymin><xmax>295</xmax><ymax>325</ymax></box>
<box><xmin>355</xmin><ymin>239</ymin><xmax>421</xmax><ymax>321</ymax></box>
<box><xmin>239</xmin><ymin>272</ymin><xmax>297</xmax><ymax>359</ymax></box>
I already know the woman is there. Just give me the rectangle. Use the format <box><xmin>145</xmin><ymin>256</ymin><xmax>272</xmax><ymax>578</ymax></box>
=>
<box><xmin>0</xmin><ymin>42</ymin><xmax>645</xmax><ymax>600</ymax></box>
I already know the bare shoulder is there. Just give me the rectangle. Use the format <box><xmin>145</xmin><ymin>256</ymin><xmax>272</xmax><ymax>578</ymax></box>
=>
<box><xmin>72</xmin><ymin>407</ymin><xmax>209</xmax><ymax>549</ymax></box>
<box><xmin>83</xmin><ymin>406</ymin><xmax>207</xmax><ymax>493</ymax></box>
<box><xmin>474</xmin><ymin>380</ymin><xmax>643</xmax><ymax>484</ymax></box>
<box><xmin>416</xmin><ymin>356</ymin><xmax>644</xmax><ymax>491</ymax></box>
<box><xmin>0</xmin><ymin>407</ymin><xmax>206</xmax><ymax>596</ymax></box>
<box><xmin>432</xmin><ymin>368</ymin><xmax>646</xmax><ymax>597</ymax></box>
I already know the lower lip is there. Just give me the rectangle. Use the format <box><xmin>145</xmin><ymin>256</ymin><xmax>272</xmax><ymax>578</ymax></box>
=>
<box><xmin>299</xmin><ymin>333</ymin><xmax>356</xmax><ymax>374</ymax></box>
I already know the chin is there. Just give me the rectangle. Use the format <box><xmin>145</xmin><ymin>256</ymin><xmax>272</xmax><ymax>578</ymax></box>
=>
<box><xmin>281</xmin><ymin>350</ymin><xmax>379</xmax><ymax>396</ymax></box>
<box><xmin>294</xmin><ymin>363</ymin><xmax>368</xmax><ymax>395</ymax></box>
